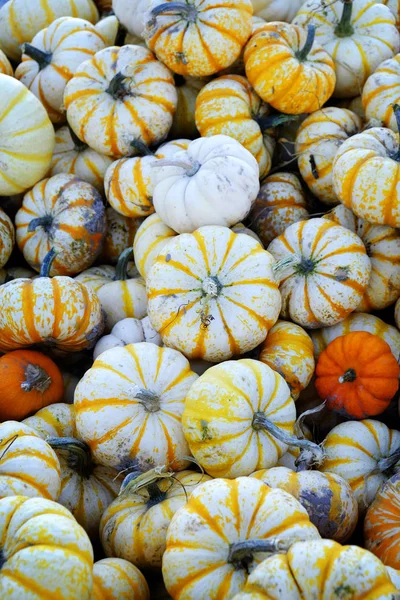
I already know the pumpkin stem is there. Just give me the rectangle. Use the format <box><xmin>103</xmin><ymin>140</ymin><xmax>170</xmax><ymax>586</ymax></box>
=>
<box><xmin>130</xmin><ymin>139</ymin><xmax>154</xmax><ymax>156</ymax></box>
<box><xmin>228</xmin><ymin>538</ymin><xmax>292</xmax><ymax>570</ymax></box>
<box><xmin>256</xmin><ymin>113</ymin><xmax>299</xmax><ymax>132</ymax></box>
<box><xmin>294</xmin><ymin>401</ymin><xmax>326</xmax><ymax>438</ymax></box>
<box><xmin>135</xmin><ymin>388</ymin><xmax>161</xmax><ymax>413</ymax></box>
<box><xmin>28</xmin><ymin>215</ymin><xmax>53</xmax><ymax>233</ymax></box>
<box><xmin>377</xmin><ymin>447</ymin><xmax>400</xmax><ymax>473</ymax></box>
<box><xmin>106</xmin><ymin>72</ymin><xmax>130</xmax><ymax>100</ymax></box>
<box><xmin>295</xmin><ymin>25</ymin><xmax>316</xmax><ymax>63</ymax></box>
<box><xmin>202</xmin><ymin>276</ymin><xmax>222</xmax><ymax>298</ymax></box>
<box><xmin>149</xmin><ymin>2</ymin><xmax>198</xmax><ymax>24</ymax></box>
<box><xmin>68</xmin><ymin>126</ymin><xmax>87</xmax><ymax>153</ymax></box>
<box><xmin>152</xmin><ymin>158</ymin><xmax>201</xmax><ymax>177</ymax></box>
<box><xmin>334</xmin><ymin>0</ymin><xmax>354</xmax><ymax>38</ymax></box>
<box><xmin>272</xmin><ymin>256</ymin><xmax>298</xmax><ymax>281</ymax></box>
<box><xmin>39</xmin><ymin>249</ymin><xmax>58</xmax><ymax>278</ymax></box>
<box><xmin>338</xmin><ymin>368</ymin><xmax>356</xmax><ymax>383</ymax></box>
<box><xmin>21</xmin><ymin>43</ymin><xmax>52</xmax><ymax>70</ymax></box>
<box><xmin>47</xmin><ymin>437</ymin><xmax>93</xmax><ymax>478</ymax></box>
<box><xmin>119</xmin><ymin>465</ymin><xmax>173</xmax><ymax>506</ymax></box>
<box><xmin>114</xmin><ymin>247</ymin><xmax>133</xmax><ymax>281</ymax></box>
<box><xmin>21</xmin><ymin>364</ymin><xmax>51</xmax><ymax>394</ymax></box>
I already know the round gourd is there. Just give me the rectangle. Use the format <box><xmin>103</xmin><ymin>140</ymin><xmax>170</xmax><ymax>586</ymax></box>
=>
<box><xmin>195</xmin><ymin>75</ymin><xmax>275</xmax><ymax>178</ymax></box>
<box><xmin>247</xmin><ymin>172</ymin><xmax>308</xmax><ymax>246</ymax></box>
<box><xmin>381</xmin><ymin>0</ymin><xmax>400</xmax><ymax>31</ymax></box>
<box><xmin>267</xmin><ymin>218</ymin><xmax>371</xmax><ymax>329</ymax></box>
<box><xmin>363</xmin><ymin>54</ymin><xmax>400</xmax><ymax>132</ymax></box>
<box><xmin>251</xmin><ymin>0</ymin><xmax>304</xmax><ymax>21</ymax></box>
<box><xmin>74</xmin><ymin>342</ymin><xmax>198</xmax><ymax>469</ymax></box>
<box><xmin>259</xmin><ymin>320</ymin><xmax>315</xmax><ymax>400</ymax></box>
<box><xmin>133</xmin><ymin>213</ymin><xmax>177</xmax><ymax>279</ymax></box>
<box><xmin>156</xmin><ymin>138</ymin><xmax>190</xmax><ymax>158</ymax></box>
<box><xmin>293</xmin><ymin>0</ymin><xmax>400</xmax><ymax>98</ymax></box>
<box><xmin>146</xmin><ymin>226</ymin><xmax>281</xmax><ymax>362</ymax></box>
<box><xmin>15</xmin><ymin>174</ymin><xmax>106</xmax><ymax>276</ymax></box>
<box><xmin>75</xmin><ymin>264</ymin><xmax>116</xmax><ymax>294</ymax></box>
<box><xmin>170</xmin><ymin>75</ymin><xmax>208</xmax><ymax>139</ymax></box>
<box><xmin>0</xmin><ymin>350</ymin><xmax>63</xmax><ymax>421</ymax></box>
<box><xmin>295</xmin><ymin>108</ymin><xmax>363</xmax><ymax>204</ymax></box>
<box><xmin>64</xmin><ymin>45</ymin><xmax>177</xmax><ymax>158</ymax></box>
<box><xmin>0</xmin><ymin>207</ymin><xmax>14</xmax><ymax>268</ymax></box>
<box><xmin>92</xmin><ymin>558</ymin><xmax>150</xmax><ymax>600</ymax></box>
<box><xmin>0</xmin><ymin>74</ymin><xmax>55</xmax><ymax>196</ymax></box>
<box><xmin>50</xmin><ymin>125</ymin><xmax>113</xmax><ymax>192</ymax></box>
<box><xmin>244</xmin><ymin>22</ymin><xmax>336</xmax><ymax>114</ymax></box>
<box><xmin>94</xmin><ymin>14</ymin><xmax>118</xmax><ymax>44</ymax></box>
<box><xmin>93</xmin><ymin>316</ymin><xmax>161</xmax><ymax>359</ymax></box>
<box><xmin>0</xmin><ymin>48</ymin><xmax>12</xmax><ymax>74</ymax></box>
<box><xmin>0</xmin><ymin>0</ymin><xmax>99</xmax><ymax>61</ymax></box>
<box><xmin>112</xmin><ymin>0</ymin><xmax>151</xmax><ymax>38</ymax></box>
<box><xmin>143</xmin><ymin>0</ymin><xmax>253</xmax><ymax>77</ymax></box>
<box><xmin>162</xmin><ymin>477</ymin><xmax>320</xmax><ymax>600</ymax></box>
<box><xmin>100</xmin><ymin>208</ymin><xmax>142</xmax><ymax>265</ymax></box>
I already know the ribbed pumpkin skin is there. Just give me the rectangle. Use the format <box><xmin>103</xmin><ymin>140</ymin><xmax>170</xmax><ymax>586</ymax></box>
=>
<box><xmin>92</xmin><ymin>558</ymin><xmax>149</xmax><ymax>600</ymax></box>
<box><xmin>75</xmin><ymin>264</ymin><xmax>116</xmax><ymax>293</ymax></box>
<box><xmin>293</xmin><ymin>0</ymin><xmax>400</xmax><ymax>99</ymax></box>
<box><xmin>365</xmin><ymin>472</ymin><xmax>400</xmax><ymax>569</ymax></box>
<box><xmin>363</xmin><ymin>54</ymin><xmax>400</xmax><ymax>132</ymax></box>
<box><xmin>0</xmin><ymin>421</ymin><xmax>61</xmax><ymax>500</ymax></box>
<box><xmin>100</xmin><ymin>470</ymin><xmax>211</xmax><ymax>569</ymax></box>
<box><xmin>112</xmin><ymin>0</ymin><xmax>150</xmax><ymax>39</ymax></box>
<box><xmin>332</xmin><ymin>127</ymin><xmax>400</xmax><ymax>228</ymax></box>
<box><xmin>64</xmin><ymin>45</ymin><xmax>177</xmax><ymax>158</ymax></box>
<box><xmin>0</xmin><ymin>75</ymin><xmax>55</xmax><ymax>196</ymax></box>
<box><xmin>295</xmin><ymin>108</ymin><xmax>363</xmax><ymax>204</ymax></box>
<box><xmin>0</xmin><ymin>208</ymin><xmax>14</xmax><ymax>268</ymax></box>
<box><xmin>0</xmin><ymin>275</ymin><xmax>104</xmax><ymax>353</ymax></box>
<box><xmin>251</xmin><ymin>0</ymin><xmax>304</xmax><ymax>21</ymax></box>
<box><xmin>247</xmin><ymin>172</ymin><xmax>308</xmax><ymax>247</ymax></box>
<box><xmin>162</xmin><ymin>477</ymin><xmax>320</xmax><ymax>600</ymax></box>
<box><xmin>74</xmin><ymin>343</ymin><xmax>198</xmax><ymax>469</ymax></box>
<box><xmin>143</xmin><ymin>0</ymin><xmax>253</xmax><ymax>77</ymax></box>
<box><xmin>195</xmin><ymin>75</ymin><xmax>275</xmax><ymax>178</ymax></box>
<box><xmin>100</xmin><ymin>208</ymin><xmax>143</xmax><ymax>265</ymax></box>
<box><xmin>232</xmin><ymin>539</ymin><xmax>397</xmax><ymax>600</ymax></box>
<box><xmin>320</xmin><ymin>419</ymin><xmax>400</xmax><ymax>510</ymax></box>
<box><xmin>50</xmin><ymin>125</ymin><xmax>113</xmax><ymax>192</ymax></box>
<box><xmin>133</xmin><ymin>213</ymin><xmax>177</xmax><ymax>279</ymax></box>
<box><xmin>259</xmin><ymin>320</ymin><xmax>315</xmax><ymax>400</ymax></box>
<box><xmin>97</xmin><ymin>277</ymin><xmax>147</xmax><ymax>330</ymax></box>
<box><xmin>171</xmin><ymin>76</ymin><xmax>207</xmax><ymax>139</ymax></box>
<box><xmin>0</xmin><ymin>49</ymin><xmax>12</xmax><ymax>74</ymax></box>
<box><xmin>381</xmin><ymin>0</ymin><xmax>400</xmax><ymax>30</ymax></box>
<box><xmin>244</xmin><ymin>22</ymin><xmax>336</xmax><ymax>114</ymax></box>
<box><xmin>267</xmin><ymin>218</ymin><xmax>371</xmax><ymax>329</ymax></box>
<box><xmin>0</xmin><ymin>495</ymin><xmax>94</xmax><ymax>599</ymax></box>
<box><xmin>182</xmin><ymin>359</ymin><xmax>295</xmax><ymax>478</ymax></box>
<box><xmin>0</xmin><ymin>0</ymin><xmax>99</xmax><ymax>60</ymax></box>
<box><xmin>147</xmin><ymin>226</ymin><xmax>281</xmax><ymax>362</ymax></box>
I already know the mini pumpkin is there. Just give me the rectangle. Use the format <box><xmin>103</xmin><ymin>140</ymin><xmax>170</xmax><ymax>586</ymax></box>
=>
<box><xmin>100</xmin><ymin>207</ymin><xmax>142</xmax><ymax>265</ymax></box>
<box><xmin>133</xmin><ymin>213</ymin><xmax>177</xmax><ymax>279</ymax></box>
<box><xmin>92</xmin><ymin>558</ymin><xmax>150</xmax><ymax>600</ymax></box>
<box><xmin>363</xmin><ymin>54</ymin><xmax>400</xmax><ymax>132</ymax></box>
<box><xmin>0</xmin><ymin>208</ymin><xmax>14</xmax><ymax>269</ymax></box>
<box><xmin>0</xmin><ymin>48</ymin><xmax>12</xmax><ymax>75</ymax></box>
<box><xmin>112</xmin><ymin>0</ymin><xmax>151</xmax><ymax>39</ymax></box>
<box><xmin>75</xmin><ymin>264</ymin><xmax>116</xmax><ymax>293</ymax></box>
<box><xmin>170</xmin><ymin>75</ymin><xmax>208</xmax><ymax>139</ymax></box>
<box><xmin>15</xmin><ymin>174</ymin><xmax>106</xmax><ymax>276</ymax></box>
<box><xmin>251</xmin><ymin>0</ymin><xmax>305</xmax><ymax>21</ymax></box>
<box><xmin>93</xmin><ymin>317</ymin><xmax>161</xmax><ymax>359</ymax></box>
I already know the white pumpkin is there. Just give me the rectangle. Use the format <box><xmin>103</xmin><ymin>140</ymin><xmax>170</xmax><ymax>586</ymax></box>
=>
<box><xmin>152</xmin><ymin>135</ymin><xmax>260</xmax><ymax>234</ymax></box>
<box><xmin>112</xmin><ymin>0</ymin><xmax>150</xmax><ymax>39</ymax></box>
<box><xmin>93</xmin><ymin>317</ymin><xmax>161</xmax><ymax>359</ymax></box>
<box><xmin>252</xmin><ymin>0</ymin><xmax>304</xmax><ymax>21</ymax></box>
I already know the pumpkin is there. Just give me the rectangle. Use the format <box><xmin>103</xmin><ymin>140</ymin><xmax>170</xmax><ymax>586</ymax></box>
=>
<box><xmin>336</xmin><ymin>95</ymin><xmax>365</xmax><ymax>119</ymax></box>
<box><xmin>64</xmin><ymin>45</ymin><xmax>177</xmax><ymax>158</ymax></box>
<box><xmin>92</xmin><ymin>558</ymin><xmax>150</xmax><ymax>600</ymax></box>
<box><xmin>50</xmin><ymin>125</ymin><xmax>113</xmax><ymax>192</ymax></box>
<box><xmin>232</xmin><ymin>539</ymin><xmax>397</xmax><ymax>600</ymax></box>
<box><xmin>170</xmin><ymin>75</ymin><xmax>208</xmax><ymax>140</ymax></box>
<box><xmin>100</xmin><ymin>468</ymin><xmax>212</xmax><ymax>569</ymax></box>
<box><xmin>311</xmin><ymin>312</ymin><xmax>400</xmax><ymax>361</ymax></box>
<box><xmin>0</xmin><ymin>250</ymin><xmax>104</xmax><ymax>353</ymax></box>
<box><xmin>112</xmin><ymin>0</ymin><xmax>151</xmax><ymax>39</ymax></box>
<box><xmin>0</xmin><ymin>421</ymin><xmax>61</xmax><ymax>500</ymax></box>
<box><xmin>0</xmin><ymin>208</ymin><xmax>14</xmax><ymax>269</ymax></box>
<box><xmin>380</xmin><ymin>0</ymin><xmax>400</xmax><ymax>31</ymax></box>
<box><xmin>267</xmin><ymin>218</ymin><xmax>371</xmax><ymax>329</ymax></box>
<box><xmin>100</xmin><ymin>208</ymin><xmax>142</xmax><ymax>265</ymax></box>
<box><xmin>251</xmin><ymin>467</ymin><xmax>358</xmax><ymax>543</ymax></box>
<box><xmin>0</xmin><ymin>75</ymin><xmax>55</xmax><ymax>196</ymax></box>
<box><xmin>162</xmin><ymin>476</ymin><xmax>320</xmax><ymax>600</ymax></box>
<box><xmin>143</xmin><ymin>0</ymin><xmax>253</xmax><ymax>77</ymax></box>
<box><xmin>251</xmin><ymin>0</ymin><xmax>304</xmax><ymax>21</ymax></box>
<box><xmin>231</xmin><ymin>222</ymin><xmax>262</xmax><ymax>244</ymax></box>
<box><xmin>94</xmin><ymin>14</ymin><xmax>119</xmax><ymax>45</ymax></box>
<box><xmin>15</xmin><ymin>174</ymin><xmax>106</xmax><ymax>277</ymax></box>
<box><xmin>195</xmin><ymin>75</ymin><xmax>276</xmax><ymax>178</ymax></box>
<box><xmin>15</xmin><ymin>17</ymin><xmax>107</xmax><ymax>124</ymax></box>
<box><xmin>0</xmin><ymin>49</ymin><xmax>12</xmax><ymax>75</ymax></box>
<box><xmin>259</xmin><ymin>320</ymin><xmax>315</xmax><ymax>401</ymax></box>
<box><xmin>244</xmin><ymin>22</ymin><xmax>336</xmax><ymax>114</ymax></box>
<box><xmin>75</xmin><ymin>264</ymin><xmax>116</xmax><ymax>293</ymax></box>
<box><xmin>362</xmin><ymin>54</ymin><xmax>400</xmax><ymax>132</ymax></box>
<box><xmin>295</xmin><ymin>107</ymin><xmax>363</xmax><ymax>205</ymax></box>
<box><xmin>156</xmin><ymin>138</ymin><xmax>191</xmax><ymax>159</ymax></box>
<box><xmin>0</xmin><ymin>350</ymin><xmax>64</xmax><ymax>421</ymax></box>
<box><xmin>320</xmin><ymin>419</ymin><xmax>400</xmax><ymax>510</ymax></box>
<box><xmin>23</xmin><ymin>402</ymin><xmax>121</xmax><ymax>539</ymax></box>
<box><xmin>93</xmin><ymin>317</ymin><xmax>161</xmax><ymax>359</ymax></box>
<box><xmin>386</xmin><ymin>566</ymin><xmax>400</xmax><ymax>590</ymax></box>
<box><xmin>293</xmin><ymin>0</ymin><xmax>400</xmax><ymax>98</ymax></box>
<box><xmin>147</xmin><ymin>225</ymin><xmax>281</xmax><ymax>362</ymax></box>
<box><xmin>364</xmin><ymin>471</ymin><xmax>400</xmax><ymax>569</ymax></box>
<box><xmin>247</xmin><ymin>172</ymin><xmax>309</xmax><ymax>247</ymax></box>
<box><xmin>74</xmin><ymin>342</ymin><xmax>198</xmax><ymax>470</ymax></box>
<box><xmin>134</xmin><ymin>213</ymin><xmax>178</xmax><ymax>280</ymax></box>
<box><xmin>182</xmin><ymin>359</ymin><xmax>296</xmax><ymax>478</ymax></box>
<box><xmin>152</xmin><ymin>135</ymin><xmax>260</xmax><ymax>234</ymax></box>
<box><xmin>332</xmin><ymin>123</ymin><xmax>400</xmax><ymax>228</ymax></box>
<box><xmin>0</xmin><ymin>0</ymin><xmax>99</xmax><ymax>61</ymax></box>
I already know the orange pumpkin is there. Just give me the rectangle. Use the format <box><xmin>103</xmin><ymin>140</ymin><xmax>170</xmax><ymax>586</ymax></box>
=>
<box><xmin>315</xmin><ymin>331</ymin><xmax>400</xmax><ymax>419</ymax></box>
<box><xmin>0</xmin><ymin>350</ymin><xmax>64</xmax><ymax>420</ymax></box>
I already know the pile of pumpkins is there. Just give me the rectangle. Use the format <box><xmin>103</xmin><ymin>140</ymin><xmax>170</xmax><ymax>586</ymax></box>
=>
<box><xmin>2</xmin><ymin>0</ymin><xmax>400</xmax><ymax>597</ymax></box>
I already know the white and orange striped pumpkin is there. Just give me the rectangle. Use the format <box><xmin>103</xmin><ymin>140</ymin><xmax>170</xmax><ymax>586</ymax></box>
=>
<box><xmin>362</xmin><ymin>54</ymin><xmax>400</xmax><ymax>132</ymax></box>
<box><xmin>74</xmin><ymin>342</ymin><xmax>198</xmax><ymax>469</ymax></box>
<box><xmin>15</xmin><ymin>174</ymin><xmax>106</xmax><ymax>276</ymax></box>
<box><xmin>64</xmin><ymin>45</ymin><xmax>177</xmax><ymax>158</ymax></box>
<box><xmin>195</xmin><ymin>75</ymin><xmax>275</xmax><ymax>178</ymax></box>
<box><xmin>92</xmin><ymin>558</ymin><xmax>149</xmax><ymax>600</ymax></box>
<box><xmin>133</xmin><ymin>213</ymin><xmax>177</xmax><ymax>280</ymax></box>
<box><xmin>295</xmin><ymin>108</ymin><xmax>363</xmax><ymax>204</ymax></box>
<box><xmin>247</xmin><ymin>172</ymin><xmax>308</xmax><ymax>247</ymax></box>
<box><xmin>156</xmin><ymin>138</ymin><xmax>191</xmax><ymax>159</ymax></box>
<box><xmin>0</xmin><ymin>49</ymin><xmax>12</xmax><ymax>75</ymax></box>
<box><xmin>74</xmin><ymin>264</ymin><xmax>116</xmax><ymax>294</ymax></box>
<box><xmin>0</xmin><ymin>208</ymin><xmax>14</xmax><ymax>269</ymax></box>
<box><xmin>100</xmin><ymin>207</ymin><xmax>142</xmax><ymax>265</ymax></box>
<box><xmin>267</xmin><ymin>218</ymin><xmax>371</xmax><ymax>329</ymax></box>
<box><xmin>147</xmin><ymin>226</ymin><xmax>281</xmax><ymax>362</ymax></box>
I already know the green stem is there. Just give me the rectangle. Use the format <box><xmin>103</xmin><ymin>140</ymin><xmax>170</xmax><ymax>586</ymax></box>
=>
<box><xmin>378</xmin><ymin>447</ymin><xmax>400</xmax><ymax>473</ymax></box>
<box><xmin>334</xmin><ymin>0</ymin><xmax>354</xmax><ymax>38</ymax></box>
<box><xmin>47</xmin><ymin>437</ymin><xmax>93</xmax><ymax>478</ymax></box>
<box><xmin>339</xmin><ymin>368</ymin><xmax>356</xmax><ymax>383</ymax></box>
<box><xmin>256</xmin><ymin>114</ymin><xmax>299</xmax><ymax>131</ymax></box>
<box><xmin>135</xmin><ymin>389</ymin><xmax>161</xmax><ymax>413</ymax></box>
<box><xmin>130</xmin><ymin>139</ymin><xmax>154</xmax><ymax>156</ymax></box>
<box><xmin>39</xmin><ymin>249</ymin><xmax>57</xmax><ymax>278</ymax></box>
<box><xmin>68</xmin><ymin>126</ymin><xmax>87</xmax><ymax>152</ymax></box>
<box><xmin>28</xmin><ymin>215</ymin><xmax>53</xmax><ymax>233</ymax></box>
<box><xmin>114</xmin><ymin>248</ymin><xmax>133</xmax><ymax>281</ymax></box>
<box><xmin>228</xmin><ymin>539</ymin><xmax>290</xmax><ymax>570</ymax></box>
<box><xmin>21</xmin><ymin>43</ymin><xmax>52</xmax><ymax>70</ymax></box>
<box><xmin>150</xmin><ymin>1</ymin><xmax>198</xmax><ymax>22</ymax></box>
<box><xmin>106</xmin><ymin>72</ymin><xmax>129</xmax><ymax>100</ymax></box>
<box><xmin>152</xmin><ymin>158</ymin><xmax>201</xmax><ymax>176</ymax></box>
<box><xmin>295</xmin><ymin>25</ymin><xmax>316</xmax><ymax>62</ymax></box>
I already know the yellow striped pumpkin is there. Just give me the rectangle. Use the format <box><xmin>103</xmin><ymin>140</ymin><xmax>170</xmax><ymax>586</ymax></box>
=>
<box><xmin>0</xmin><ymin>0</ymin><xmax>99</xmax><ymax>61</ymax></box>
<box><xmin>64</xmin><ymin>45</ymin><xmax>177</xmax><ymax>158</ymax></box>
<box><xmin>0</xmin><ymin>74</ymin><xmax>55</xmax><ymax>196</ymax></box>
<box><xmin>147</xmin><ymin>226</ymin><xmax>281</xmax><ymax>362</ymax></box>
<box><xmin>75</xmin><ymin>264</ymin><xmax>116</xmax><ymax>294</ymax></box>
<box><xmin>171</xmin><ymin>75</ymin><xmax>209</xmax><ymax>139</ymax></box>
<box><xmin>295</xmin><ymin>108</ymin><xmax>363</xmax><ymax>204</ymax></box>
<box><xmin>0</xmin><ymin>49</ymin><xmax>12</xmax><ymax>75</ymax></box>
<box><xmin>0</xmin><ymin>208</ymin><xmax>14</xmax><ymax>269</ymax></box>
<box><xmin>92</xmin><ymin>558</ymin><xmax>149</xmax><ymax>600</ymax></box>
<box><xmin>156</xmin><ymin>138</ymin><xmax>190</xmax><ymax>158</ymax></box>
<box><xmin>380</xmin><ymin>0</ymin><xmax>400</xmax><ymax>31</ymax></box>
<box><xmin>163</xmin><ymin>477</ymin><xmax>320</xmax><ymax>599</ymax></box>
<box><xmin>100</xmin><ymin>208</ymin><xmax>143</xmax><ymax>265</ymax></box>
<box><xmin>195</xmin><ymin>74</ymin><xmax>275</xmax><ymax>178</ymax></box>
<box><xmin>133</xmin><ymin>213</ymin><xmax>177</xmax><ymax>279</ymax></box>
<box><xmin>251</xmin><ymin>0</ymin><xmax>305</xmax><ymax>21</ymax></box>
<box><xmin>363</xmin><ymin>54</ymin><xmax>400</xmax><ymax>132</ymax></box>
<box><xmin>267</xmin><ymin>218</ymin><xmax>371</xmax><ymax>329</ymax></box>
<box><xmin>74</xmin><ymin>342</ymin><xmax>198</xmax><ymax>469</ymax></box>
